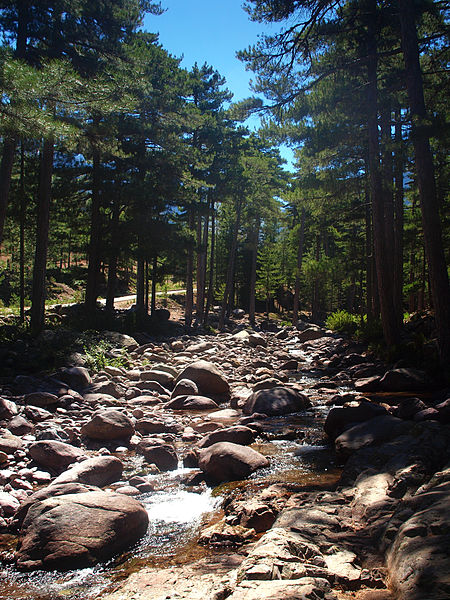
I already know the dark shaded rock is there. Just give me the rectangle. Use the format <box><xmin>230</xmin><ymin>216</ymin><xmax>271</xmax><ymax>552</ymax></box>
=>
<box><xmin>354</xmin><ymin>376</ymin><xmax>382</xmax><ymax>392</ymax></box>
<box><xmin>198</xmin><ymin>441</ymin><xmax>269</xmax><ymax>482</ymax></box>
<box><xmin>379</xmin><ymin>368</ymin><xmax>427</xmax><ymax>392</ymax></box>
<box><xmin>135</xmin><ymin>418</ymin><xmax>182</xmax><ymax>435</ymax></box>
<box><xmin>395</xmin><ymin>397</ymin><xmax>427</xmax><ymax>420</ymax></box>
<box><xmin>243</xmin><ymin>387</ymin><xmax>310</xmax><ymax>416</ymax></box>
<box><xmin>57</xmin><ymin>367</ymin><xmax>91</xmax><ymax>392</ymax></box>
<box><xmin>137</xmin><ymin>440</ymin><xmax>178</xmax><ymax>471</ymax></box>
<box><xmin>16</xmin><ymin>491</ymin><xmax>148</xmax><ymax>571</ymax></box>
<box><xmin>24</xmin><ymin>392</ymin><xmax>59</xmax><ymax>407</ymax></box>
<box><xmin>324</xmin><ymin>401</ymin><xmax>388</xmax><ymax>440</ymax></box>
<box><xmin>7</xmin><ymin>416</ymin><xmax>33</xmax><ymax>435</ymax></box>
<box><xmin>0</xmin><ymin>397</ymin><xmax>18</xmax><ymax>420</ymax></box>
<box><xmin>171</xmin><ymin>378</ymin><xmax>198</xmax><ymax>398</ymax></box>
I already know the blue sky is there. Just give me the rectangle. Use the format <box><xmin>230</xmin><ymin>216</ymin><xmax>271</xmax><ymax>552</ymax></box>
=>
<box><xmin>143</xmin><ymin>1</ymin><xmax>295</xmax><ymax>169</ymax></box>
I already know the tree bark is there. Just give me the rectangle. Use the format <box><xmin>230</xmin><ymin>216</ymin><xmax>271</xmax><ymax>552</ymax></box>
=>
<box><xmin>218</xmin><ymin>197</ymin><xmax>242</xmax><ymax>331</ymax></box>
<box><xmin>151</xmin><ymin>254</ymin><xmax>157</xmax><ymax>315</ymax></box>
<box><xmin>398</xmin><ymin>0</ymin><xmax>450</xmax><ymax>365</ymax></box>
<box><xmin>249</xmin><ymin>215</ymin><xmax>261</xmax><ymax>327</ymax></box>
<box><xmin>19</xmin><ymin>141</ymin><xmax>25</xmax><ymax>323</ymax></box>
<box><xmin>393</xmin><ymin>107</ymin><xmax>404</xmax><ymax>324</ymax></box>
<box><xmin>30</xmin><ymin>137</ymin><xmax>54</xmax><ymax>335</ymax></box>
<box><xmin>204</xmin><ymin>199</ymin><xmax>215</xmax><ymax>325</ymax></box>
<box><xmin>85</xmin><ymin>148</ymin><xmax>102</xmax><ymax>315</ymax></box>
<box><xmin>185</xmin><ymin>209</ymin><xmax>194</xmax><ymax>329</ymax></box>
<box><xmin>292</xmin><ymin>207</ymin><xmax>306</xmax><ymax>326</ymax></box>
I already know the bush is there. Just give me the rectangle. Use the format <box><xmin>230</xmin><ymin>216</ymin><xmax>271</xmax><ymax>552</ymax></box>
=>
<box><xmin>326</xmin><ymin>310</ymin><xmax>358</xmax><ymax>334</ymax></box>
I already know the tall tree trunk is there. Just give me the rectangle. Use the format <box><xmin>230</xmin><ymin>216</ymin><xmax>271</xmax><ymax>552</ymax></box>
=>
<box><xmin>19</xmin><ymin>142</ymin><xmax>25</xmax><ymax>323</ymax></box>
<box><xmin>393</xmin><ymin>107</ymin><xmax>404</xmax><ymax>324</ymax></box>
<box><xmin>151</xmin><ymin>255</ymin><xmax>157</xmax><ymax>315</ymax></box>
<box><xmin>292</xmin><ymin>207</ymin><xmax>306</xmax><ymax>326</ymax></box>
<box><xmin>30</xmin><ymin>137</ymin><xmax>54</xmax><ymax>335</ymax></box>
<box><xmin>185</xmin><ymin>209</ymin><xmax>194</xmax><ymax>329</ymax></box>
<box><xmin>311</xmin><ymin>235</ymin><xmax>321</xmax><ymax>323</ymax></box>
<box><xmin>85</xmin><ymin>148</ymin><xmax>102</xmax><ymax>315</ymax></box>
<box><xmin>218</xmin><ymin>197</ymin><xmax>242</xmax><ymax>331</ymax></box>
<box><xmin>105</xmin><ymin>197</ymin><xmax>120</xmax><ymax>314</ymax></box>
<box><xmin>365</xmin><ymin>2</ymin><xmax>400</xmax><ymax>346</ymax></box>
<box><xmin>204</xmin><ymin>199</ymin><xmax>215</xmax><ymax>325</ymax></box>
<box><xmin>196</xmin><ymin>211</ymin><xmax>208</xmax><ymax>324</ymax></box>
<box><xmin>136</xmin><ymin>252</ymin><xmax>145</xmax><ymax>317</ymax></box>
<box><xmin>248</xmin><ymin>215</ymin><xmax>260</xmax><ymax>327</ymax></box>
<box><xmin>398</xmin><ymin>0</ymin><xmax>450</xmax><ymax>365</ymax></box>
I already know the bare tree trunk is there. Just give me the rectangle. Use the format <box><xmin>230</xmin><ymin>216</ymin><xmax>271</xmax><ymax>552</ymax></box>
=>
<box><xmin>185</xmin><ymin>209</ymin><xmax>194</xmax><ymax>329</ymax></box>
<box><xmin>30</xmin><ymin>137</ymin><xmax>54</xmax><ymax>335</ymax></box>
<box><xmin>393</xmin><ymin>107</ymin><xmax>404</xmax><ymax>324</ymax></box>
<box><xmin>204</xmin><ymin>199</ymin><xmax>215</xmax><ymax>325</ymax></box>
<box><xmin>151</xmin><ymin>255</ymin><xmax>157</xmax><ymax>315</ymax></box>
<box><xmin>248</xmin><ymin>216</ymin><xmax>260</xmax><ymax>327</ymax></box>
<box><xmin>19</xmin><ymin>142</ymin><xmax>26</xmax><ymax>323</ymax></box>
<box><xmin>218</xmin><ymin>197</ymin><xmax>242</xmax><ymax>331</ymax></box>
<box><xmin>136</xmin><ymin>252</ymin><xmax>145</xmax><ymax>316</ymax></box>
<box><xmin>292</xmin><ymin>207</ymin><xmax>306</xmax><ymax>326</ymax></box>
<box><xmin>85</xmin><ymin>148</ymin><xmax>102</xmax><ymax>315</ymax></box>
<box><xmin>398</xmin><ymin>0</ymin><xmax>450</xmax><ymax>365</ymax></box>
<box><xmin>106</xmin><ymin>197</ymin><xmax>120</xmax><ymax>314</ymax></box>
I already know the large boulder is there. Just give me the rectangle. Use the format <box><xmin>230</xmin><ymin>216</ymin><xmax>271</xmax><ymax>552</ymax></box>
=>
<box><xmin>51</xmin><ymin>456</ymin><xmax>123</xmax><ymax>487</ymax></box>
<box><xmin>140</xmin><ymin>370</ymin><xmax>175</xmax><ymax>390</ymax></box>
<box><xmin>28</xmin><ymin>440</ymin><xmax>86</xmax><ymax>472</ymax></box>
<box><xmin>198</xmin><ymin>442</ymin><xmax>269</xmax><ymax>482</ymax></box>
<box><xmin>197</xmin><ymin>425</ymin><xmax>255</xmax><ymax>449</ymax></box>
<box><xmin>243</xmin><ymin>387</ymin><xmax>310</xmax><ymax>416</ymax></box>
<box><xmin>16</xmin><ymin>490</ymin><xmax>149</xmax><ymax>570</ymax></box>
<box><xmin>175</xmin><ymin>361</ymin><xmax>230</xmax><ymax>400</ymax></box>
<box><xmin>81</xmin><ymin>409</ymin><xmax>134</xmax><ymax>440</ymax></box>
<box><xmin>57</xmin><ymin>366</ymin><xmax>91</xmax><ymax>391</ymax></box>
<box><xmin>0</xmin><ymin>397</ymin><xmax>18</xmax><ymax>420</ymax></box>
<box><xmin>165</xmin><ymin>395</ymin><xmax>219</xmax><ymax>411</ymax></box>
<box><xmin>137</xmin><ymin>440</ymin><xmax>178</xmax><ymax>471</ymax></box>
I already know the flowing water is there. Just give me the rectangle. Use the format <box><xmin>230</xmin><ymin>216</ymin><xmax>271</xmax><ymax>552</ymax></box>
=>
<box><xmin>0</xmin><ymin>370</ymin><xmax>342</xmax><ymax>600</ymax></box>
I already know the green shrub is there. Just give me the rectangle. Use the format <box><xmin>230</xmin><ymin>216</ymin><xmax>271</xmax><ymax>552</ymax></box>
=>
<box><xmin>83</xmin><ymin>339</ymin><xmax>129</xmax><ymax>372</ymax></box>
<box><xmin>326</xmin><ymin>310</ymin><xmax>358</xmax><ymax>334</ymax></box>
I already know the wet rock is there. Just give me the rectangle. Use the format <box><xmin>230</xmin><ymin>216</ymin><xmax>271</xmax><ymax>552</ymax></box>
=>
<box><xmin>81</xmin><ymin>409</ymin><xmax>134</xmax><ymax>440</ymax></box>
<box><xmin>28</xmin><ymin>440</ymin><xmax>86</xmax><ymax>472</ymax></box>
<box><xmin>279</xmin><ymin>359</ymin><xmax>298</xmax><ymax>371</ymax></box>
<box><xmin>324</xmin><ymin>401</ymin><xmax>387</xmax><ymax>440</ymax></box>
<box><xmin>165</xmin><ymin>395</ymin><xmax>219</xmax><ymax>411</ymax></box>
<box><xmin>137</xmin><ymin>440</ymin><xmax>178</xmax><ymax>471</ymax></box>
<box><xmin>198</xmin><ymin>442</ymin><xmax>269</xmax><ymax>482</ymax></box>
<box><xmin>16</xmin><ymin>490</ymin><xmax>148</xmax><ymax>570</ymax></box>
<box><xmin>394</xmin><ymin>397</ymin><xmax>427</xmax><ymax>420</ymax></box>
<box><xmin>379</xmin><ymin>368</ymin><xmax>427</xmax><ymax>392</ymax></box>
<box><xmin>175</xmin><ymin>360</ymin><xmax>230</xmax><ymax>400</ymax></box>
<box><xmin>51</xmin><ymin>456</ymin><xmax>123</xmax><ymax>487</ymax></box>
<box><xmin>135</xmin><ymin>418</ymin><xmax>182</xmax><ymax>435</ymax></box>
<box><xmin>197</xmin><ymin>425</ymin><xmax>255</xmax><ymax>449</ymax></box>
<box><xmin>243</xmin><ymin>387</ymin><xmax>310</xmax><ymax>416</ymax></box>
<box><xmin>354</xmin><ymin>376</ymin><xmax>382</xmax><ymax>392</ymax></box>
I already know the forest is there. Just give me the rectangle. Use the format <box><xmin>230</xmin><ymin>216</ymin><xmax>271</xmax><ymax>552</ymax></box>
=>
<box><xmin>0</xmin><ymin>0</ymin><xmax>449</xmax><ymax>368</ymax></box>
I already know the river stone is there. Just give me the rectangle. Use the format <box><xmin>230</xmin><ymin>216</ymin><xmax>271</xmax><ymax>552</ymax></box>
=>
<box><xmin>57</xmin><ymin>366</ymin><xmax>91</xmax><ymax>391</ymax></box>
<box><xmin>137</xmin><ymin>441</ymin><xmax>178</xmax><ymax>471</ymax></box>
<box><xmin>0</xmin><ymin>397</ymin><xmax>18</xmax><ymax>420</ymax></box>
<box><xmin>334</xmin><ymin>415</ymin><xmax>411</xmax><ymax>459</ymax></box>
<box><xmin>297</xmin><ymin>327</ymin><xmax>326</xmax><ymax>343</ymax></box>
<box><xmin>81</xmin><ymin>409</ymin><xmax>134</xmax><ymax>440</ymax></box>
<box><xmin>324</xmin><ymin>401</ymin><xmax>388</xmax><ymax>440</ymax></box>
<box><xmin>16</xmin><ymin>490</ymin><xmax>149</xmax><ymax>571</ymax></box>
<box><xmin>171</xmin><ymin>378</ymin><xmax>198</xmax><ymax>398</ymax></box>
<box><xmin>379</xmin><ymin>368</ymin><xmax>427</xmax><ymax>392</ymax></box>
<box><xmin>135</xmin><ymin>418</ymin><xmax>182</xmax><ymax>435</ymax></box>
<box><xmin>24</xmin><ymin>392</ymin><xmax>59</xmax><ymax>407</ymax></box>
<box><xmin>0</xmin><ymin>436</ymin><xmax>23</xmax><ymax>454</ymax></box>
<box><xmin>165</xmin><ymin>395</ymin><xmax>219</xmax><ymax>411</ymax></box>
<box><xmin>14</xmin><ymin>482</ymin><xmax>100</xmax><ymax>527</ymax></box>
<box><xmin>0</xmin><ymin>491</ymin><xmax>20</xmax><ymax>516</ymax></box>
<box><xmin>243</xmin><ymin>387</ymin><xmax>310</xmax><ymax>416</ymax></box>
<box><xmin>7</xmin><ymin>415</ymin><xmax>33</xmax><ymax>436</ymax></box>
<box><xmin>175</xmin><ymin>360</ymin><xmax>230</xmax><ymax>400</ymax></box>
<box><xmin>198</xmin><ymin>442</ymin><xmax>269</xmax><ymax>482</ymax></box>
<box><xmin>51</xmin><ymin>455</ymin><xmax>123</xmax><ymax>487</ymax></box>
<box><xmin>140</xmin><ymin>370</ymin><xmax>175</xmax><ymax>389</ymax></box>
<box><xmin>28</xmin><ymin>440</ymin><xmax>86</xmax><ymax>472</ymax></box>
<box><xmin>197</xmin><ymin>425</ymin><xmax>255</xmax><ymax>449</ymax></box>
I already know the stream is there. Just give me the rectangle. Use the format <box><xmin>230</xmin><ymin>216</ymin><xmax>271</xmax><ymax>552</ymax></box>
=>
<box><xmin>0</xmin><ymin>371</ymin><xmax>343</xmax><ymax>600</ymax></box>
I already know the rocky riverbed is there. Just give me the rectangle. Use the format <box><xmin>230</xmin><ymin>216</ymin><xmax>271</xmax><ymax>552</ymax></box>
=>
<box><xmin>0</xmin><ymin>320</ymin><xmax>449</xmax><ymax>599</ymax></box>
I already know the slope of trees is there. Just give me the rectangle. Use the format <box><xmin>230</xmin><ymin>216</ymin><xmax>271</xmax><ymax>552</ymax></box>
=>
<box><xmin>0</xmin><ymin>0</ymin><xmax>448</xmax><ymax>368</ymax></box>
